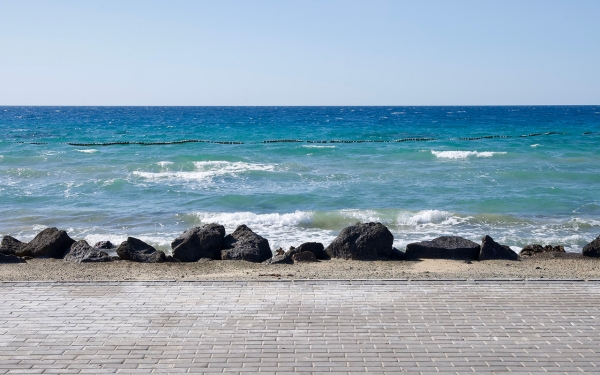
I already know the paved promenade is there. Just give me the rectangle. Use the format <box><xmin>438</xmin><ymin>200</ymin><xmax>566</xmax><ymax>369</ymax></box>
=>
<box><xmin>1</xmin><ymin>280</ymin><xmax>599</xmax><ymax>374</ymax></box>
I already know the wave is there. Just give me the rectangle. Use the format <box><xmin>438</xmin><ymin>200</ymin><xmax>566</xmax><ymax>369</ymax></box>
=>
<box><xmin>75</xmin><ymin>149</ymin><xmax>98</xmax><ymax>153</ymax></box>
<box><xmin>133</xmin><ymin>161</ymin><xmax>277</xmax><ymax>182</ymax></box>
<box><xmin>302</xmin><ymin>145</ymin><xmax>336</xmax><ymax>149</ymax></box>
<box><xmin>431</xmin><ymin>150</ymin><xmax>507</xmax><ymax>159</ymax></box>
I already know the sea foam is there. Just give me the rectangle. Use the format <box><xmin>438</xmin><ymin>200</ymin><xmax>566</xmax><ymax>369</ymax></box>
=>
<box><xmin>431</xmin><ymin>150</ymin><xmax>506</xmax><ymax>159</ymax></box>
<box><xmin>133</xmin><ymin>161</ymin><xmax>277</xmax><ymax>182</ymax></box>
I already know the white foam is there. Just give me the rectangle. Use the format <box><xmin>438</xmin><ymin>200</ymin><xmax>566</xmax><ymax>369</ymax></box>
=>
<box><xmin>133</xmin><ymin>160</ymin><xmax>277</xmax><ymax>182</ymax></box>
<box><xmin>530</xmin><ymin>144</ymin><xmax>541</xmax><ymax>148</ymax></box>
<box><xmin>396</xmin><ymin>210</ymin><xmax>456</xmax><ymax>226</ymax></box>
<box><xmin>157</xmin><ymin>161</ymin><xmax>174</xmax><ymax>167</ymax></box>
<box><xmin>76</xmin><ymin>149</ymin><xmax>98</xmax><ymax>153</ymax></box>
<box><xmin>196</xmin><ymin>211</ymin><xmax>313</xmax><ymax>228</ymax></box>
<box><xmin>302</xmin><ymin>145</ymin><xmax>336</xmax><ymax>149</ymax></box>
<box><xmin>431</xmin><ymin>150</ymin><xmax>507</xmax><ymax>159</ymax></box>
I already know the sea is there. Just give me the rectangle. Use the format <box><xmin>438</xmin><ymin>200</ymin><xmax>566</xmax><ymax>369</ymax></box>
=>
<box><xmin>1</xmin><ymin>106</ymin><xmax>599</xmax><ymax>255</ymax></box>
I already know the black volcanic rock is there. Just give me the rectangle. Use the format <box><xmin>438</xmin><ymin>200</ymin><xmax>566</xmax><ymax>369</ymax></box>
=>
<box><xmin>16</xmin><ymin>228</ymin><xmax>75</xmax><ymax>259</ymax></box>
<box><xmin>221</xmin><ymin>225</ymin><xmax>272</xmax><ymax>263</ymax></box>
<box><xmin>171</xmin><ymin>223</ymin><xmax>225</xmax><ymax>262</ymax></box>
<box><xmin>520</xmin><ymin>244</ymin><xmax>565</xmax><ymax>257</ymax></box>
<box><xmin>93</xmin><ymin>241</ymin><xmax>115</xmax><ymax>249</ymax></box>
<box><xmin>405</xmin><ymin>236</ymin><xmax>480</xmax><ymax>260</ymax></box>
<box><xmin>583</xmin><ymin>235</ymin><xmax>600</xmax><ymax>257</ymax></box>
<box><xmin>64</xmin><ymin>240</ymin><xmax>112</xmax><ymax>263</ymax></box>
<box><xmin>116</xmin><ymin>237</ymin><xmax>166</xmax><ymax>263</ymax></box>
<box><xmin>479</xmin><ymin>235</ymin><xmax>519</xmax><ymax>261</ymax></box>
<box><xmin>1</xmin><ymin>235</ymin><xmax>25</xmax><ymax>256</ymax></box>
<box><xmin>325</xmin><ymin>222</ymin><xmax>393</xmax><ymax>260</ymax></box>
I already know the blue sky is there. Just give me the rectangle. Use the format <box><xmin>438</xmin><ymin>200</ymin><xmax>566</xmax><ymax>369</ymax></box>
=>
<box><xmin>1</xmin><ymin>0</ymin><xmax>598</xmax><ymax>105</ymax></box>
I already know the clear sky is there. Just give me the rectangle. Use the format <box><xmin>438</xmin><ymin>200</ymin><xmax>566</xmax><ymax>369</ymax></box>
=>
<box><xmin>1</xmin><ymin>0</ymin><xmax>598</xmax><ymax>105</ymax></box>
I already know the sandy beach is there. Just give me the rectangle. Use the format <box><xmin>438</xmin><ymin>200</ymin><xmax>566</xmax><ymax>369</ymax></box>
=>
<box><xmin>2</xmin><ymin>253</ymin><xmax>599</xmax><ymax>281</ymax></box>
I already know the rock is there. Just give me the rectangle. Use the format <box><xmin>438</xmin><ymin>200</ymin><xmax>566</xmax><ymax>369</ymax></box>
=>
<box><xmin>520</xmin><ymin>244</ymin><xmax>566</xmax><ymax>257</ymax></box>
<box><xmin>479</xmin><ymin>235</ymin><xmax>519</xmax><ymax>261</ymax></box>
<box><xmin>165</xmin><ymin>255</ymin><xmax>181</xmax><ymax>262</ymax></box>
<box><xmin>93</xmin><ymin>241</ymin><xmax>115</xmax><ymax>249</ymax></box>
<box><xmin>1</xmin><ymin>235</ymin><xmax>26</xmax><ymax>255</ymax></box>
<box><xmin>0</xmin><ymin>252</ymin><xmax>26</xmax><ymax>263</ymax></box>
<box><xmin>116</xmin><ymin>237</ymin><xmax>166</xmax><ymax>263</ymax></box>
<box><xmin>405</xmin><ymin>236</ymin><xmax>480</xmax><ymax>260</ymax></box>
<box><xmin>64</xmin><ymin>240</ymin><xmax>111</xmax><ymax>263</ymax></box>
<box><xmin>294</xmin><ymin>242</ymin><xmax>328</xmax><ymax>260</ymax></box>
<box><xmin>389</xmin><ymin>247</ymin><xmax>406</xmax><ymax>260</ymax></box>
<box><xmin>583</xmin><ymin>235</ymin><xmax>600</xmax><ymax>257</ymax></box>
<box><xmin>171</xmin><ymin>223</ymin><xmax>225</xmax><ymax>262</ymax></box>
<box><xmin>325</xmin><ymin>222</ymin><xmax>394</xmax><ymax>260</ymax></box>
<box><xmin>264</xmin><ymin>254</ymin><xmax>293</xmax><ymax>265</ymax></box>
<box><xmin>221</xmin><ymin>225</ymin><xmax>271</xmax><ymax>262</ymax></box>
<box><xmin>16</xmin><ymin>228</ymin><xmax>75</xmax><ymax>258</ymax></box>
<box><xmin>291</xmin><ymin>251</ymin><xmax>317</xmax><ymax>263</ymax></box>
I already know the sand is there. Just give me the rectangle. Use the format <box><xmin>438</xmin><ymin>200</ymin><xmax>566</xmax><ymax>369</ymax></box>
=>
<box><xmin>2</xmin><ymin>253</ymin><xmax>600</xmax><ymax>281</ymax></box>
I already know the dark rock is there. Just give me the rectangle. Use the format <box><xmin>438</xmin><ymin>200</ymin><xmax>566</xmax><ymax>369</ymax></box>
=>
<box><xmin>171</xmin><ymin>223</ymin><xmax>225</xmax><ymax>262</ymax></box>
<box><xmin>479</xmin><ymin>235</ymin><xmax>519</xmax><ymax>261</ymax></box>
<box><xmin>0</xmin><ymin>252</ymin><xmax>25</xmax><ymax>263</ymax></box>
<box><xmin>1</xmin><ymin>235</ymin><xmax>25</xmax><ymax>255</ymax></box>
<box><xmin>389</xmin><ymin>247</ymin><xmax>406</xmax><ymax>260</ymax></box>
<box><xmin>93</xmin><ymin>241</ymin><xmax>115</xmax><ymax>249</ymax></box>
<box><xmin>264</xmin><ymin>254</ymin><xmax>293</xmax><ymax>265</ymax></box>
<box><xmin>583</xmin><ymin>235</ymin><xmax>600</xmax><ymax>257</ymax></box>
<box><xmin>325</xmin><ymin>222</ymin><xmax>394</xmax><ymax>260</ymax></box>
<box><xmin>116</xmin><ymin>237</ymin><xmax>166</xmax><ymax>263</ymax></box>
<box><xmin>291</xmin><ymin>251</ymin><xmax>317</xmax><ymax>263</ymax></box>
<box><xmin>16</xmin><ymin>228</ymin><xmax>75</xmax><ymax>258</ymax></box>
<box><xmin>520</xmin><ymin>244</ymin><xmax>566</xmax><ymax>257</ymax></box>
<box><xmin>294</xmin><ymin>242</ymin><xmax>328</xmax><ymax>260</ymax></box>
<box><xmin>165</xmin><ymin>255</ymin><xmax>181</xmax><ymax>262</ymax></box>
<box><xmin>221</xmin><ymin>225</ymin><xmax>271</xmax><ymax>262</ymax></box>
<box><xmin>405</xmin><ymin>236</ymin><xmax>480</xmax><ymax>260</ymax></box>
<box><xmin>64</xmin><ymin>240</ymin><xmax>111</xmax><ymax>263</ymax></box>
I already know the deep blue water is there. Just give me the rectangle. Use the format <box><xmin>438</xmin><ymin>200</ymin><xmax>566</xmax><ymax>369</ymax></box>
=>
<box><xmin>1</xmin><ymin>106</ymin><xmax>599</xmax><ymax>253</ymax></box>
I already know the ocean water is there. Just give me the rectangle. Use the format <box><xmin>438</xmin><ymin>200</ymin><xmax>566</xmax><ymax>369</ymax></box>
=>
<box><xmin>1</xmin><ymin>106</ymin><xmax>599</xmax><ymax>254</ymax></box>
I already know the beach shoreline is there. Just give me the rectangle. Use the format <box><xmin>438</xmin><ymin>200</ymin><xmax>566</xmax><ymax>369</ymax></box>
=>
<box><xmin>2</xmin><ymin>254</ymin><xmax>600</xmax><ymax>282</ymax></box>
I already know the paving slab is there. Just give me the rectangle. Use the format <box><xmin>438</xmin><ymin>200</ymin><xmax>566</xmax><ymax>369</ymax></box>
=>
<box><xmin>1</xmin><ymin>281</ymin><xmax>600</xmax><ymax>374</ymax></box>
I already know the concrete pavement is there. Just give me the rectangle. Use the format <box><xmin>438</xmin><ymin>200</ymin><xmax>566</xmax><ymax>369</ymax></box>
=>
<box><xmin>1</xmin><ymin>280</ymin><xmax>599</xmax><ymax>374</ymax></box>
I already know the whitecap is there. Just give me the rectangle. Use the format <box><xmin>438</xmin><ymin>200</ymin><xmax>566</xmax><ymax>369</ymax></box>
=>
<box><xmin>431</xmin><ymin>150</ymin><xmax>506</xmax><ymax>159</ymax></box>
<box><xmin>76</xmin><ymin>149</ymin><xmax>98</xmax><ymax>153</ymax></box>
<box><xmin>302</xmin><ymin>145</ymin><xmax>336</xmax><ymax>149</ymax></box>
<box><xmin>530</xmin><ymin>144</ymin><xmax>541</xmax><ymax>148</ymax></box>
<box><xmin>133</xmin><ymin>160</ymin><xmax>277</xmax><ymax>182</ymax></box>
<box><xmin>157</xmin><ymin>161</ymin><xmax>174</xmax><ymax>167</ymax></box>
<box><xmin>195</xmin><ymin>210</ymin><xmax>313</xmax><ymax>228</ymax></box>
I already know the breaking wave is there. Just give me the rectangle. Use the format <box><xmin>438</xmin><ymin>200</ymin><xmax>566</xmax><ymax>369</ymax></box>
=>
<box><xmin>431</xmin><ymin>150</ymin><xmax>507</xmax><ymax>159</ymax></box>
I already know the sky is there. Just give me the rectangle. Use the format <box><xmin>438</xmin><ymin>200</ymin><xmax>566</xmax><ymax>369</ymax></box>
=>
<box><xmin>0</xmin><ymin>0</ymin><xmax>599</xmax><ymax>106</ymax></box>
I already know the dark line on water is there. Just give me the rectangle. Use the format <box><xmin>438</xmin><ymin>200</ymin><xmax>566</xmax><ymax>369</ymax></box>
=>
<box><xmin>13</xmin><ymin>132</ymin><xmax>567</xmax><ymax>146</ymax></box>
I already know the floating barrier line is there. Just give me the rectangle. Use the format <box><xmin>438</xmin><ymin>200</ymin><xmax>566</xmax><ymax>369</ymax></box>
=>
<box><xmin>14</xmin><ymin>132</ymin><xmax>568</xmax><ymax>146</ymax></box>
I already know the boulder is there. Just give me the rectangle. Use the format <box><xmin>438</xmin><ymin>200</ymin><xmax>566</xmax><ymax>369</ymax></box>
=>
<box><xmin>583</xmin><ymin>235</ymin><xmax>600</xmax><ymax>257</ymax></box>
<box><xmin>1</xmin><ymin>235</ymin><xmax>25</xmax><ymax>255</ymax></box>
<box><xmin>16</xmin><ymin>228</ymin><xmax>75</xmax><ymax>258</ymax></box>
<box><xmin>171</xmin><ymin>223</ymin><xmax>225</xmax><ymax>262</ymax></box>
<box><xmin>116</xmin><ymin>237</ymin><xmax>166</xmax><ymax>263</ymax></box>
<box><xmin>0</xmin><ymin>253</ymin><xmax>25</xmax><ymax>263</ymax></box>
<box><xmin>221</xmin><ymin>225</ymin><xmax>271</xmax><ymax>263</ymax></box>
<box><xmin>325</xmin><ymin>222</ymin><xmax>393</xmax><ymax>260</ymax></box>
<box><xmin>263</xmin><ymin>254</ymin><xmax>293</xmax><ymax>265</ymax></box>
<box><xmin>389</xmin><ymin>247</ymin><xmax>406</xmax><ymax>260</ymax></box>
<box><xmin>520</xmin><ymin>244</ymin><xmax>566</xmax><ymax>257</ymax></box>
<box><xmin>291</xmin><ymin>251</ymin><xmax>317</xmax><ymax>263</ymax></box>
<box><xmin>93</xmin><ymin>241</ymin><xmax>115</xmax><ymax>249</ymax></box>
<box><xmin>405</xmin><ymin>236</ymin><xmax>480</xmax><ymax>260</ymax></box>
<box><xmin>479</xmin><ymin>235</ymin><xmax>519</xmax><ymax>261</ymax></box>
<box><xmin>64</xmin><ymin>240</ymin><xmax>112</xmax><ymax>263</ymax></box>
<box><xmin>293</xmin><ymin>242</ymin><xmax>328</xmax><ymax>260</ymax></box>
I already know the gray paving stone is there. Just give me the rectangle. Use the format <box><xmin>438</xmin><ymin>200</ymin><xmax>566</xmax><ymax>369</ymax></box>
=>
<box><xmin>1</xmin><ymin>280</ymin><xmax>600</xmax><ymax>374</ymax></box>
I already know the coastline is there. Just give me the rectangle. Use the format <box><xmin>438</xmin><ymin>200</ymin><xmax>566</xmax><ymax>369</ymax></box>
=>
<box><xmin>3</xmin><ymin>254</ymin><xmax>600</xmax><ymax>281</ymax></box>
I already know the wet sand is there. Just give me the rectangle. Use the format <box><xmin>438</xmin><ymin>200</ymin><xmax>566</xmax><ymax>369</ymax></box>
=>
<box><xmin>2</xmin><ymin>253</ymin><xmax>600</xmax><ymax>281</ymax></box>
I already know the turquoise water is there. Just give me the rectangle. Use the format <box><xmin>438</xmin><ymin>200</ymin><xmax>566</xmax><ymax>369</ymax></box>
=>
<box><xmin>1</xmin><ymin>106</ymin><xmax>599</xmax><ymax>253</ymax></box>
